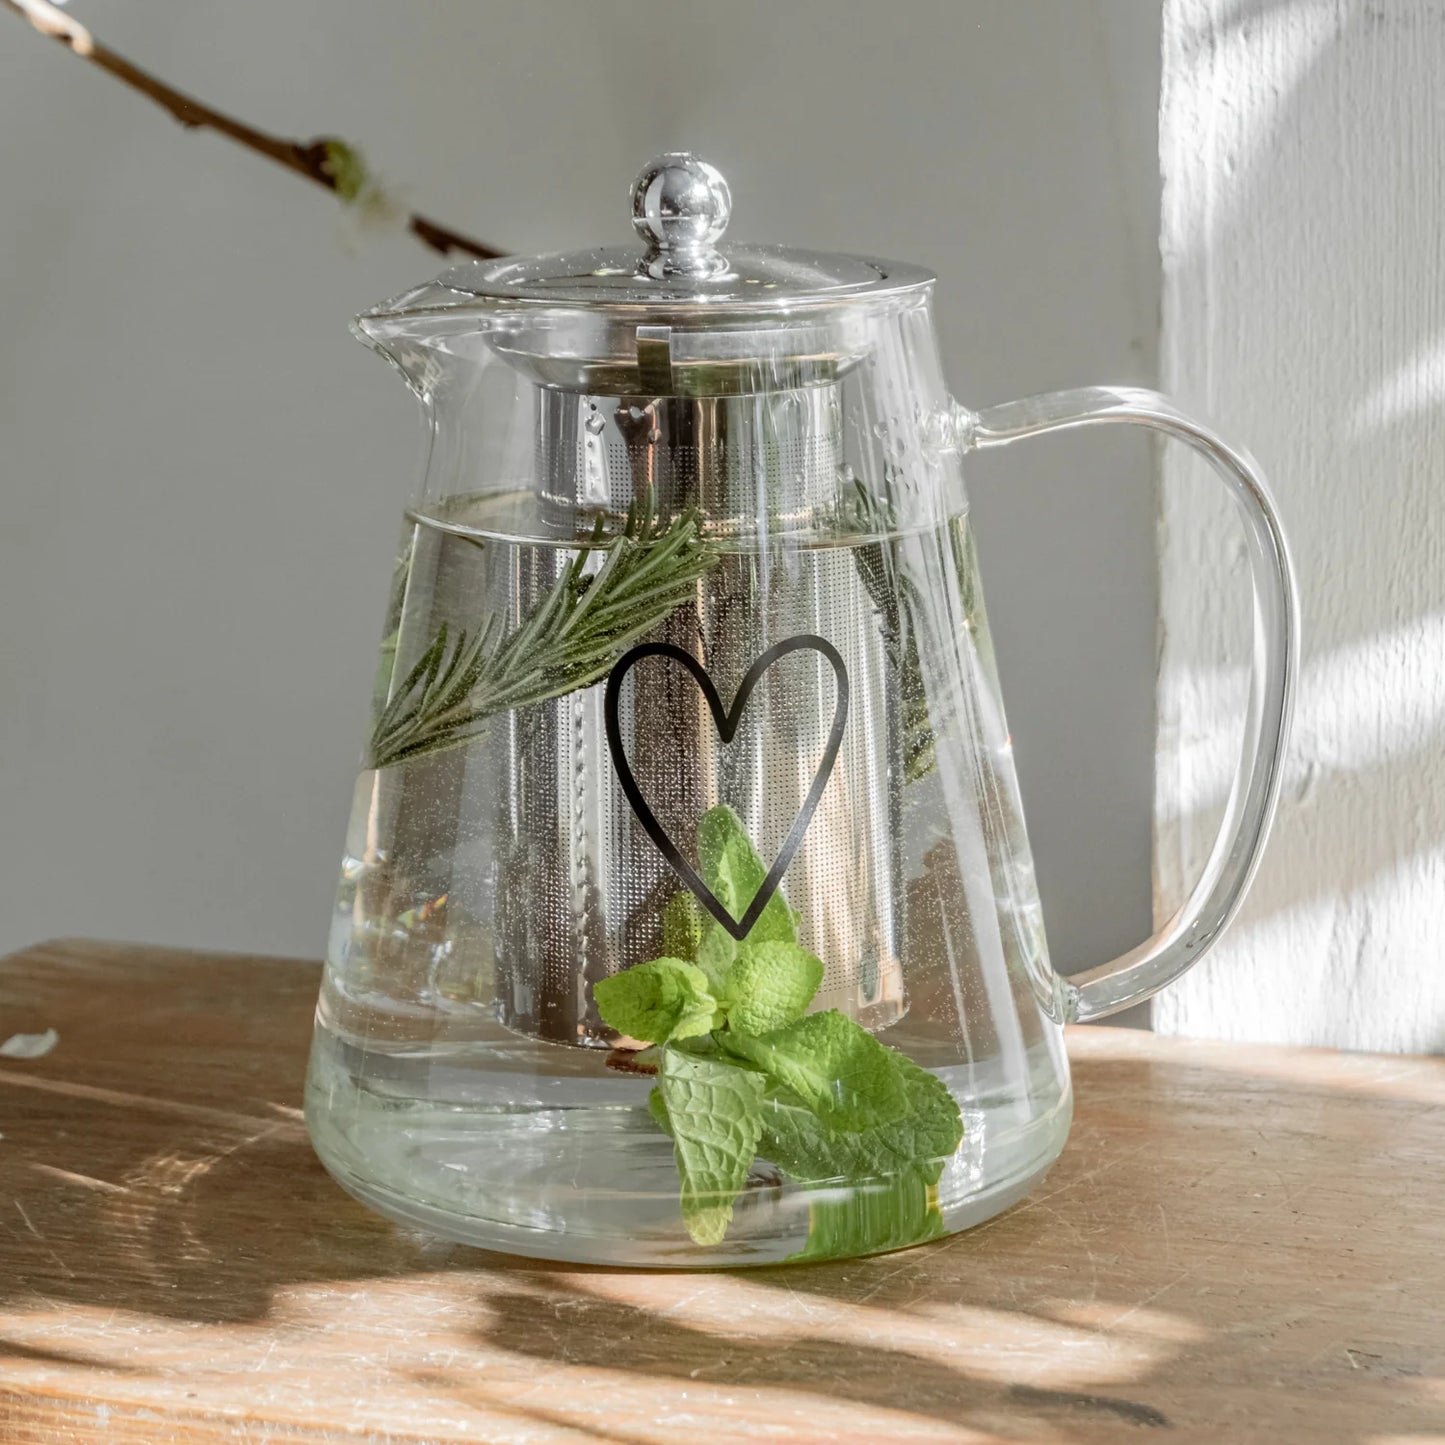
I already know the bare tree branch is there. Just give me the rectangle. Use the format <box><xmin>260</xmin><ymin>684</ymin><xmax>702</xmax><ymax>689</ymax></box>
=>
<box><xmin>3</xmin><ymin>0</ymin><xmax>505</xmax><ymax>261</ymax></box>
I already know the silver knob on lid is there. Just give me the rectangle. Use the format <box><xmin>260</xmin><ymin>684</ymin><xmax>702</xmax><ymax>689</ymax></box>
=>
<box><xmin>631</xmin><ymin>152</ymin><xmax>732</xmax><ymax>280</ymax></box>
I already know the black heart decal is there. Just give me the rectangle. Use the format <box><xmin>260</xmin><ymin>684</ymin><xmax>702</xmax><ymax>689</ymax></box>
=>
<box><xmin>603</xmin><ymin>635</ymin><xmax>849</xmax><ymax>942</ymax></box>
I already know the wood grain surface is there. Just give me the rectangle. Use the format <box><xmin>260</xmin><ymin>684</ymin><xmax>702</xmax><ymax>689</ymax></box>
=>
<box><xmin>0</xmin><ymin>939</ymin><xmax>1441</xmax><ymax>1443</ymax></box>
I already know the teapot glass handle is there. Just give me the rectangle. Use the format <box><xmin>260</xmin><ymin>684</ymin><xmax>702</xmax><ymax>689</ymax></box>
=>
<box><xmin>954</xmin><ymin>386</ymin><xmax>1299</xmax><ymax>1022</ymax></box>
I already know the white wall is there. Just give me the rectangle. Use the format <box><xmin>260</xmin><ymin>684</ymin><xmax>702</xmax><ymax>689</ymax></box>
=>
<box><xmin>1157</xmin><ymin>0</ymin><xmax>1445</xmax><ymax>1052</ymax></box>
<box><xmin>0</xmin><ymin>2</ymin><xmax>1160</xmax><ymax>978</ymax></box>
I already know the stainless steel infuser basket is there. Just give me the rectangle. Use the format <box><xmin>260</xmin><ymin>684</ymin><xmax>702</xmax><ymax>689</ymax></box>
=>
<box><xmin>469</xmin><ymin>155</ymin><xmax>937</xmax><ymax>1044</ymax></box>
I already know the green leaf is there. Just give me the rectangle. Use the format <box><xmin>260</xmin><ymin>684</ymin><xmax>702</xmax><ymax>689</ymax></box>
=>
<box><xmin>759</xmin><ymin>1051</ymin><xmax>963</xmax><ymax>1187</ymax></box>
<box><xmin>721</xmin><ymin>1010</ymin><xmax>909</xmax><ymax>1131</ymax></box>
<box><xmin>760</xmin><ymin>1053</ymin><xmax>961</xmax><ymax>1263</ymax></box>
<box><xmin>873</xmin><ymin>1054</ymin><xmax>965</xmax><ymax>1186</ymax></box>
<box><xmin>661</xmin><ymin>892</ymin><xmax>703</xmax><ymax>963</ymax></box>
<box><xmin>694</xmin><ymin>921</ymin><xmax>737</xmax><ymax>992</ymax></box>
<box><xmin>593</xmin><ymin>959</ymin><xmax>720</xmax><ymax>1045</ymax></box>
<box><xmin>722</xmin><ymin>941</ymin><xmax>823</xmax><ymax>1035</ymax></box>
<box><xmin>657</xmin><ymin>1048</ymin><xmax>765</xmax><ymax>1246</ymax></box>
<box><xmin>789</xmin><ymin>1173</ymin><xmax>946</xmax><ymax>1263</ymax></box>
<box><xmin>697</xmin><ymin>805</ymin><xmax>797</xmax><ymax>944</ymax></box>
<box><xmin>647</xmin><ymin>1084</ymin><xmax>673</xmax><ymax>1137</ymax></box>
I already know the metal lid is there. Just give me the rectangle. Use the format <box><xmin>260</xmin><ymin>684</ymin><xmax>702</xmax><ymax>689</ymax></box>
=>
<box><xmin>381</xmin><ymin>153</ymin><xmax>932</xmax><ymax>313</ymax></box>
<box><xmin>356</xmin><ymin>153</ymin><xmax>934</xmax><ymax>394</ymax></box>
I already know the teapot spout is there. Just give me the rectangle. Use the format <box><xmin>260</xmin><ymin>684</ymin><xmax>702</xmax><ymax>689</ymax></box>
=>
<box><xmin>352</xmin><ymin>282</ymin><xmax>496</xmax><ymax>403</ymax></box>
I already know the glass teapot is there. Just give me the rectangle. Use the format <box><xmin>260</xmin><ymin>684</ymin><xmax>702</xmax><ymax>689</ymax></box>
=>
<box><xmin>305</xmin><ymin>154</ymin><xmax>1297</xmax><ymax>1266</ymax></box>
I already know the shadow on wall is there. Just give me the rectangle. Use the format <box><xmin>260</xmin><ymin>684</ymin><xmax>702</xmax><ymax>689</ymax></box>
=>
<box><xmin>1155</xmin><ymin>0</ymin><xmax>1445</xmax><ymax>1051</ymax></box>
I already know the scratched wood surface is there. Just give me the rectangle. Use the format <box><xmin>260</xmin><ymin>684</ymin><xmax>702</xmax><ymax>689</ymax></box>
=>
<box><xmin>0</xmin><ymin>940</ymin><xmax>1441</xmax><ymax>1444</ymax></box>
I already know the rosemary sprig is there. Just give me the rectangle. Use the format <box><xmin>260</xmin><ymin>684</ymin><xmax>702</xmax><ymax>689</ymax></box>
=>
<box><xmin>365</xmin><ymin>497</ymin><xmax>718</xmax><ymax>770</ymax></box>
<box><xmin>846</xmin><ymin>479</ymin><xmax>940</xmax><ymax>784</ymax></box>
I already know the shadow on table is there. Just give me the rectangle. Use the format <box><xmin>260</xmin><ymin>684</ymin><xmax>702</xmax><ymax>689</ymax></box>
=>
<box><xmin>3</xmin><ymin>1040</ymin><xmax>1441</xmax><ymax>1441</ymax></box>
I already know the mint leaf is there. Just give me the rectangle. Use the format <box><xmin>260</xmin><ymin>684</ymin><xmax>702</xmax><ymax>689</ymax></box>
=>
<box><xmin>761</xmin><ymin>1056</ymin><xmax>961</xmax><ymax>1263</ymax></box>
<box><xmin>789</xmin><ymin>1173</ymin><xmax>946</xmax><ymax>1263</ymax></box>
<box><xmin>723</xmin><ymin>941</ymin><xmax>823</xmax><ymax>1035</ymax></box>
<box><xmin>647</xmin><ymin>1084</ymin><xmax>673</xmax><ymax>1136</ymax></box>
<box><xmin>873</xmin><ymin>1053</ymin><xmax>965</xmax><ymax>1186</ymax></box>
<box><xmin>698</xmin><ymin>805</ymin><xmax>796</xmax><ymax>944</ymax></box>
<box><xmin>694</xmin><ymin>921</ymin><xmax>736</xmax><ymax>992</ymax></box>
<box><xmin>593</xmin><ymin>958</ymin><xmax>721</xmax><ymax>1045</ymax></box>
<box><xmin>661</xmin><ymin>892</ymin><xmax>703</xmax><ymax>962</ymax></box>
<box><xmin>760</xmin><ymin>1052</ymin><xmax>963</xmax><ymax>1186</ymax></box>
<box><xmin>657</xmin><ymin>1048</ymin><xmax>765</xmax><ymax>1246</ymax></box>
<box><xmin>682</xmin><ymin>806</ymin><xmax>800</xmax><ymax>993</ymax></box>
<box><xmin>722</xmin><ymin>1010</ymin><xmax>909</xmax><ymax>1131</ymax></box>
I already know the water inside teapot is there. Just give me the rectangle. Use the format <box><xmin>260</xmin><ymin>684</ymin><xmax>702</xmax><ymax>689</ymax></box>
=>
<box><xmin>306</xmin><ymin>490</ymin><xmax>1071</xmax><ymax>1265</ymax></box>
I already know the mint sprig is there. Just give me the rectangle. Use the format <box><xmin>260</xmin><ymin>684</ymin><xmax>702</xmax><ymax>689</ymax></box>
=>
<box><xmin>593</xmin><ymin>804</ymin><xmax>964</xmax><ymax>1258</ymax></box>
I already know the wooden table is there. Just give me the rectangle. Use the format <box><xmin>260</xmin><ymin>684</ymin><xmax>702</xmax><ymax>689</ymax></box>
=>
<box><xmin>0</xmin><ymin>940</ymin><xmax>1441</xmax><ymax>1443</ymax></box>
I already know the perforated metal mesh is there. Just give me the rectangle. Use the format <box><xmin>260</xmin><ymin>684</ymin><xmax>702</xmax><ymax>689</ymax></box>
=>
<box><xmin>535</xmin><ymin>390</ymin><xmax>843</xmax><ymax>529</ymax></box>
<box><xmin>497</xmin><ymin>384</ymin><xmax>905</xmax><ymax>1044</ymax></box>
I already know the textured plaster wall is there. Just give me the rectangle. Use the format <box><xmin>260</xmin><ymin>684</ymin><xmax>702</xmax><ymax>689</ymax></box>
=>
<box><xmin>1156</xmin><ymin>0</ymin><xmax>1445</xmax><ymax>1051</ymax></box>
